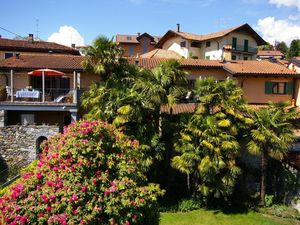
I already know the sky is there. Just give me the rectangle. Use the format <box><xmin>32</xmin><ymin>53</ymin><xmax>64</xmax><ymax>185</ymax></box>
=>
<box><xmin>1</xmin><ymin>0</ymin><xmax>300</xmax><ymax>47</ymax></box>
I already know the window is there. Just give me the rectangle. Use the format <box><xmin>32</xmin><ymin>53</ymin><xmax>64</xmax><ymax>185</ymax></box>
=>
<box><xmin>243</xmin><ymin>56</ymin><xmax>248</xmax><ymax>60</ymax></box>
<box><xmin>232</xmin><ymin>55</ymin><xmax>237</xmax><ymax>60</ymax></box>
<box><xmin>205</xmin><ymin>56</ymin><xmax>210</xmax><ymax>60</ymax></box>
<box><xmin>206</xmin><ymin>41</ymin><xmax>211</xmax><ymax>48</ymax></box>
<box><xmin>232</xmin><ymin>37</ymin><xmax>237</xmax><ymax>50</ymax></box>
<box><xmin>129</xmin><ymin>46</ymin><xmax>135</xmax><ymax>56</ymax></box>
<box><xmin>142</xmin><ymin>39</ymin><xmax>148</xmax><ymax>53</ymax></box>
<box><xmin>180</xmin><ymin>41</ymin><xmax>186</xmax><ymax>48</ymax></box>
<box><xmin>191</xmin><ymin>41</ymin><xmax>201</xmax><ymax>48</ymax></box>
<box><xmin>244</xmin><ymin>39</ymin><xmax>249</xmax><ymax>52</ymax></box>
<box><xmin>126</xmin><ymin>36</ymin><xmax>132</xmax><ymax>41</ymax></box>
<box><xmin>5</xmin><ymin>52</ymin><xmax>13</xmax><ymax>59</ymax></box>
<box><xmin>265</xmin><ymin>81</ymin><xmax>293</xmax><ymax>95</ymax></box>
<box><xmin>188</xmin><ymin>79</ymin><xmax>196</xmax><ymax>89</ymax></box>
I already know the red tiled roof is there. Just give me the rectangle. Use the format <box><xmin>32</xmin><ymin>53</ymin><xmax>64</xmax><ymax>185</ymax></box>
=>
<box><xmin>140</xmin><ymin>49</ymin><xmax>182</xmax><ymax>59</ymax></box>
<box><xmin>116</xmin><ymin>33</ymin><xmax>160</xmax><ymax>44</ymax></box>
<box><xmin>0</xmin><ymin>38</ymin><xmax>80</xmax><ymax>55</ymax></box>
<box><xmin>0</xmin><ymin>54</ymin><xmax>297</xmax><ymax>77</ymax></box>
<box><xmin>223</xmin><ymin>60</ymin><xmax>297</xmax><ymax>76</ymax></box>
<box><xmin>157</xmin><ymin>23</ymin><xmax>267</xmax><ymax>48</ymax></box>
<box><xmin>0</xmin><ymin>54</ymin><xmax>84</xmax><ymax>72</ymax></box>
<box><xmin>257</xmin><ymin>50</ymin><xmax>284</xmax><ymax>57</ymax></box>
<box><xmin>160</xmin><ymin>103</ymin><xmax>197</xmax><ymax>115</ymax></box>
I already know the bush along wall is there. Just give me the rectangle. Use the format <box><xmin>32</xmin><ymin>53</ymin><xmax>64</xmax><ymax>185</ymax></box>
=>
<box><xmin>0</xmin><ymin>120</ymin><xmax>164</xmax><ymax>225</ymax></box>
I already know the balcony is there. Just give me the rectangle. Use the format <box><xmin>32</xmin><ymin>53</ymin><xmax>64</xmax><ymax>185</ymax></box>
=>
<box><xmin>231</xmin><ymin>44</ymin><xmax>257</xmax><ymax>54</ymax></box>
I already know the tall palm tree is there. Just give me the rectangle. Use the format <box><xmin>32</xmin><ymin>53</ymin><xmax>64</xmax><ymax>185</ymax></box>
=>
<box><xmin>172</xmin><ymin>78</ymin><xmax>250</xmax><ymax>199</ymax></box>
<box><xmin>81</xmin><ymin>36</ymin><xmax>125</xmax><ymax>81</ymax></box>
<box><xmin>247</xmin><ymin>102</ymin><xmax>298</xmax><ymax>206</ymax></box>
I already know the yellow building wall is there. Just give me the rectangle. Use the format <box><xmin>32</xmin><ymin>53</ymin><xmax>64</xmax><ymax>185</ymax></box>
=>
<box><xmin>237</xmin><ymin>77</ymin><xmax>293</xmax><ymax>104</ymax></box>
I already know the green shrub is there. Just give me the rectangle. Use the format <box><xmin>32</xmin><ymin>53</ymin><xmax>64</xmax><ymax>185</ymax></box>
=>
<box><xmin>178</xmin><ymin>198</ymin><xmax>202</xmax><ymax>212</ymax></box>
<box><xmin>261</xmin><ymin>204</ymin><xmax>300</xmax><ymax>220</ymax></box>
<box><xmin>264</xmin><ymin>195</ymin><xmax>274</xmax><ymax>207</ymax></box>
<box><xmin>0</xmin><ymin>120</ymin><xmax>164</xmax><ymax>224</ymax></box>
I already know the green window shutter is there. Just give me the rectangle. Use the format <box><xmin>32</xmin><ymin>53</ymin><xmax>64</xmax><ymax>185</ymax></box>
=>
<box><xmin>265</xmin><ymin>81</ymin><xmax>273</xmax><ymax>94</ymax></box>
<box><xmin>286</xmin><ymin>82</ymin><xmax>293</xmax><ymax>94</ymax></box>
<box><xmin>232</xmin><ymin>37</ymin><xmax>237</xmax><ymax>49</ymax></box>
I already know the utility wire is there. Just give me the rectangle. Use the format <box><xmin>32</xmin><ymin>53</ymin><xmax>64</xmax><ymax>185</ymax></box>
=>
<box><xmin>0</xmin><ymin>26</ymin><xmax>24</xmax><ymax>39</ymax></box>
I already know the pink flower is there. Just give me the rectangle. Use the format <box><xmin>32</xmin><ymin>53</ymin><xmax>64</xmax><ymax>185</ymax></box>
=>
<box><xmin>41</xmin><ymin>195</ymin><xmax>48</xmax><ymax>203</ymax></box>
<box><xmin>45</xmin><ymin>205</ymin><xmax>51</xmax><ymax>212</ymax></box>
<box><xmin>36</xmin><ymin>172</ymin><xmax>42</xmax><ymax>180</ymax></box>
<box><xmin>81</xmin><ymin>185</ymin><xmax>87</xmax><ymax>192</ymax></box>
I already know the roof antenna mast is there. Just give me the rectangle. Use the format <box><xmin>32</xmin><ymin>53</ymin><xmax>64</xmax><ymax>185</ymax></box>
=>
<box><xmin>35</xmin><ymin>19</ymin><xmax>39</xmax><ymax>40</ymax></box>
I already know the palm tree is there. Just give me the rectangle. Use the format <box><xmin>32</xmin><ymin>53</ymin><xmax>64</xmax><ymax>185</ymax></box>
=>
<box><xmin>81</xmin><ymin>36</ymin><xmax>125</xmax><ymax>81</ymax></box>
<box><xmin>172</xmin><ymin>78</ymin><xmax>250</xmax><ymax>199</ymax></box>
<box><xmin>247</xmin><ymin>102</ymin><xmax>298</xmax><ymax>206</ymax></box>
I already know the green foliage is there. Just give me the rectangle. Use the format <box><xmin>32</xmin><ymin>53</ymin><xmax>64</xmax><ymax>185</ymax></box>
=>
<box><xmin>287</xmin><ymin>39</ymin><xmax>300</xmax><ymax>59</ymax></box>
<box><xmin>276</xmin><ymin>41</ymin><xmax>288</xmax><ymax>54</ymax></box>
<box><xmin>261</xmin><ymin>205</ymin><xmax>300</xmax><ymax>220</ymax></box>
<box><xmin>0</xmin><ymin>120</ymin><xmax>164</xmax><ymax>224</ymax></box>
<box><xmin>177</xmin><ymin>198</ymin><xmax>202</xmax><ymax>212</ymax></box>
<box><xmin>265</xmin><ymin>195</ymin><xmax>275</xmax><ymax>207</ymax></box>
<box><xmin>81</xmin><ymin>36</ymin><xmax>126</xmax><ymax>81</ymax></box>
<box><xmin>172</xmin><ymin>78</ymin><xmax>248</xmax><ymax>201</ymax></box>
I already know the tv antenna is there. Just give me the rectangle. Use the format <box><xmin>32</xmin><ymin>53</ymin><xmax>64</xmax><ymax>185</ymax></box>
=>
<box><xmin>35</xmin><ymin>19</ymin><xmax>39</xmax><ymax>39</ymax></box>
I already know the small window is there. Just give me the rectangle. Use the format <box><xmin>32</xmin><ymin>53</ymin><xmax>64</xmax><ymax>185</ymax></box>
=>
<box><xmin>265</xmin><ymin>82</ymin><xmax>293</xmax><ymax>95</ymax></box>
<box><xmin>205</xmin><ymin>56</ymin><xmax>210</xmax><ymax>60</ymax></box>
<box><xmin>21</xmin><ymin>114</ymin><xmax>35</xmax><ymax>125</ymax></box>
<box><xmin>5</xmin><ymin>53</ymin><xmax>13</xmax><ymax>59</ymax></box>
<box><xmin>243</xmin><ymin>56</ymin><xmax>248</xmax><ymax>60</ymax></box>
<box><xmin>188</xmin><ymin>79</ymin><xmax>196</xmax><ymax>89</ymax></box>
<box><xmin>191</xmin><ymin>41</ymin><xmax>201</xmax><ymax>48</ymax></box>
<box><xmin>206</xmin><ymin>41</ymin><xmax>211</xmax><ymax>47</ymax></box>
<box><xmin>129</xmin><ymin>46</ymin><xmax>135</xmax><ymax>56</ymax></box>
<box><xmin>232</xmin><ymin>55</ymin><xmax>237</xmax><ymax>60</ymax></box>
<box><xmin>142</xmin><ymin>39</ymin><xmax>148</xmax><ymax>53</ymax></box>
<box><xmin>126</xmin><ymin>36</ymin><xmax>132</xmax><ymax>41</ymax></box>
<box><xmin>180</xmin><ymin>41</ymin><xmax>186</xmax><ymax>48</ymax></box>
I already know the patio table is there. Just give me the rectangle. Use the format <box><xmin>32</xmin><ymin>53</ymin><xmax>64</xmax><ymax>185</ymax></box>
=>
<box><xmin>16</xmin><ymin>90</ymin><xmax>40</xmax><ymax>98</ymax></box>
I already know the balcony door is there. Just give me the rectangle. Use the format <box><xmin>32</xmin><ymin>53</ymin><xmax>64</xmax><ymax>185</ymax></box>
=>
<box><xmin>30</xmin><ymin>75</ymin><xmax>70</xmax><ymax>100</ymax></box>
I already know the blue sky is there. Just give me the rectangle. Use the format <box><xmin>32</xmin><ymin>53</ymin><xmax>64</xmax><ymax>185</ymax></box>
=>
<box><xmin>1</xmin><ymin>0</ymin><xmax>300</xmax><ymax>46</ymax></box>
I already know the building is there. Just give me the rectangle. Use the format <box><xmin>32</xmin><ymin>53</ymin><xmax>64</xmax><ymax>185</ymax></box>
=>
<box><xmin>0</xmin><ymin>54</ymin><xmax>100</xmax><ymax>128</ymax></box>
<box><xmin>257</xmin><ymin>50</ymin><xmax>285</xmax><ymax>60</ymax></box>
<box><xmin>128</xmin><ymin>58</ymin><xmax>299</xmax><ymax>105</ymax></box>
<box><xmin>0</xmin><ymin>34</ymin><xmax>80</xmax><ymax>60</ymax></box>
<box><xmin>140</xmin><ymin>49</ymin><xmax>182</xmax><ymax>59</ymax></box>
<box><xmin>116</xmin><ymin>33</ymin><xmax>160</xmax><ymax>57</ymax></box>
<box><xmin>156</xmin><ymin>23</ymin><xmax>267</xmax><ymax>60</ymax></box>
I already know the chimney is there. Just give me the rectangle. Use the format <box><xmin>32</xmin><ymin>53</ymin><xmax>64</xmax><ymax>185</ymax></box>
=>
<box><xmin>71</xmin><ymin>43</ymin><xmax>76</xmax><ymax>48</ymax></box>
<box><xmin>28</xmin><ymin>34</ymin><xmax>34</xmax><ymax>42</ymax></box>
<box><xmin>176</xmin><ymin>23</ymin><xmax>180</xmax><ymax>32</ymax></box>
<box><xmin>137</xmin><ymin>32</ymin><xmax>141</xmax><ymax>36</ymax></box>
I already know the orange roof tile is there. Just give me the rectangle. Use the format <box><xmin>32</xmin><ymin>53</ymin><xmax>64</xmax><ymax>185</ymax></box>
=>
<box><xmin>0</xmin><ymin>38</ymin><xmax>80</xmax><ymax>55</ymax></box>
<box><xmin>257</xmin><ymin>50</ymin><xmax>284</xmax><ymax>57</ymax></box>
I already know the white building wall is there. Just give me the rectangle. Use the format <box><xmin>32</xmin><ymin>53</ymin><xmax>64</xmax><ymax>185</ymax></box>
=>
<box><xmin>163</xmin><ymin>37</ymin><xmax>190</xmax><ymax>58</ymax></box>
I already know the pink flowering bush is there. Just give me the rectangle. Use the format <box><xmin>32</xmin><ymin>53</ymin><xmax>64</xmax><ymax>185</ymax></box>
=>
<box><xmin>0</xmin><ymin>120</ymin><xmax>164</xmax><ymax>225</ymax></box>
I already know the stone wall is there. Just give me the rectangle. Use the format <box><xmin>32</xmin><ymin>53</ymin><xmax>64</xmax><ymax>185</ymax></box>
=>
<box><xmin>0</xmin><ymin>125</ymin><xmax>59</xmax><ymax>173</ymax></box>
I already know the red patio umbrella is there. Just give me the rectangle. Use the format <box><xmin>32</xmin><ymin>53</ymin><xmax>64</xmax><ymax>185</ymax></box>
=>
<box><xmin>28</xmin><ymin>69</ymin><xmax>65</xmax><ymax>102</ymax></box>
<box><xmin>28</xmin><ymin>68</ymin><xmax>65</xmax><ymax>76</ymax></box>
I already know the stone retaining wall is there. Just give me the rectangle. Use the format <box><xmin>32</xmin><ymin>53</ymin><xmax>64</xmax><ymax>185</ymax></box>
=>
<box><xmin>0</xmin><ymin>125</ymin><xmax>59</xmax><ymax>171</ymax></box>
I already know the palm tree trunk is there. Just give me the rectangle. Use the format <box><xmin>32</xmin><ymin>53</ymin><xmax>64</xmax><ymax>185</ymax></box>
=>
<box><xmin>260</xmin><ymin>151</ymin><xmax>268</xmax><ymax>206</ymax></box>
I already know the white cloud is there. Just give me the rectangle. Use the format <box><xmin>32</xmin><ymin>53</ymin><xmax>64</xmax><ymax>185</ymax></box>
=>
<box><xmin>269</xmin><ymin>0</ymin><xmax>300</xmax><ymax>11</ymax></box>
<box><xmin>48</xmin><ymin>26</ymin><xmax>85</xmax><ymax>47</ymax></box>
<box><xmin>256</xmin><ymin>17</ymin><xmax>300</xmax><ymax>45</ymax></box>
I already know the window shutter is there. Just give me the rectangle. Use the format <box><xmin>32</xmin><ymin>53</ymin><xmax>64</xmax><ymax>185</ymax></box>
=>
<box><xmin>265</xmin><ymin>82</ymin><xmax>273</xmax><ymax>94</ymax></box>
<box><xmin>286</xmin><ymin>82</ymin><xmax>293</xmax><ymax>94</ymax></box>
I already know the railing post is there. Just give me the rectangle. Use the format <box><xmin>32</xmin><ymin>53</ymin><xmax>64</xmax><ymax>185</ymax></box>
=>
<box><xmin>10</xmin><ymin>70</ymin><xmax>13</xmax><ymax>102</ymax></box>
<box><xmin>73</xmin><ymin>71</ymin><xmax>77</xmax><ymax>104</ymax></box>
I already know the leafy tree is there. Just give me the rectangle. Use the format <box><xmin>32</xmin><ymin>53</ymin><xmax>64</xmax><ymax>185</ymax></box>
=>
<box><xmin>172</xmin><ymin>78</ymin><xmax>251</xmax><ymax>200</ymax></box>
<box><xmin>247</xmin><ymin>102</ymin><xmax>298</xmax><ymax>206</ymax></box>
<box><xmin>287</xmin><ymin>39</ymin><xmax>300</xmax><ymax>59</ymax></box>
<box><xmin>276</xmin><ymin>41</ymin><xmax>288</xmax><ymax>54</ymax></box>
<box><xmin>0</xmin><ymin>120</ymin><xmax>164</xmax><ymax>224</ymax></box>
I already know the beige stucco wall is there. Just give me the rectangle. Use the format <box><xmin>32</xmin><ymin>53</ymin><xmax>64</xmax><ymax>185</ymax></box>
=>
<box><xmin>237</xmin><ymin>77</ymin><xmax>293</xmax><ymax>104</ymax></box>
<box><xmin>0</xmin><ymin>51</ymin><xmax>71</xmax><ymax>60</ymax></box>
<box><xmin>185</xmin><ymin>68</ymin><xmax>229</xmax><ymax>80</ymax></box>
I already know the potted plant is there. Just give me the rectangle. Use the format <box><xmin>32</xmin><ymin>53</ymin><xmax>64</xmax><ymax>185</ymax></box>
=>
<box><xmin>0</xmin><ymin>85</ymin><xmax>7</xmax><ymax>101</ymax></box>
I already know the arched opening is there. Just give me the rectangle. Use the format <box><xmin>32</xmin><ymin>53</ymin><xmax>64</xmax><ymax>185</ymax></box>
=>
<box><xmin>36</xmin><ymin>136</ymin><xmax>48</xmax><ymax>159</ymax></box>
